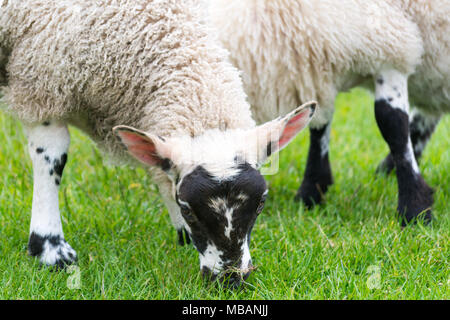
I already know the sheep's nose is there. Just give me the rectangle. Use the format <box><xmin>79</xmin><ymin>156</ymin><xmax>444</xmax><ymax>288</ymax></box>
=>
<box><xmin>219</xmin><ymin>269</ymin><xmax>253</xmax><ymax>289</ymax></box>
<box><xmin>221</xmin><ymin>274</ymin><xmax>242</xmax><ymax>289</ymax></box>
<box><xmin>201</xmin><ymin>266</ymin><xmax>218</xmax><ymax>282</ymax></box>
<box><xmin>202</xmin><ymin>264</ymin><xmax>253</xmax><ymax>289</ymax></box>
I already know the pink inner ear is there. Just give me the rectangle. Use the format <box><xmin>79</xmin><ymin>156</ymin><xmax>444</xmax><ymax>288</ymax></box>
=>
<box><xmin>278</xmin><ymin>109</ymin><xmax>311</xmax><ymax>148</ymax></box>
<box><xmin>117</xmin><ymin>130</ymin><xmax>163</xmax><ymax>166</ymax></box>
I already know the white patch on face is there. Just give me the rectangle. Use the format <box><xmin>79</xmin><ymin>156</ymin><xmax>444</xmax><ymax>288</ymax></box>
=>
<box><xmin>177</xmin><ymin>197</ymin><xmax>191</xmax><ymax>209</ymax></box>
<box><xmin>223</xmin><ymin>207</ymin><xmax>234</xmax><ymax>239</ymax></box>
<box><xmin>236</xmin><ymin>193</ymin><xmax>249</xmax><ymax>202</ymax></box>
<box><xmin>240</xmin><ymin>239</ymin><xmax>252</xmax><ymax>271</ymax></box>
<box><xmin>199</xmin><ymin>243</ymin><xmax>225</xmax><ymax>275</ymax></box>
<box><xmin>209</xmin><ymin>197</ymin><xmax>227</xmax><ymax>212</ymax></box>
<box><xmin>209</xmin><ymin>197</ymin><xmax>235</xmax><ymax>239</ymax></box>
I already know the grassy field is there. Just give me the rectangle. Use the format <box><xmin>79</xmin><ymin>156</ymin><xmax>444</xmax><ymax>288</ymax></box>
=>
<box><xmin>0</xmin><ymin>88</ymin><xmax>448</xmax><ymax>299</ymax></box>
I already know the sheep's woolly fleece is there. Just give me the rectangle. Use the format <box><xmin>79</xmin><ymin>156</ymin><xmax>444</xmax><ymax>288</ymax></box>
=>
<box><xmin>0</xmin><ymin>0</ymin><xmax>255</xmax><ymax>158</ymax></box>
<box><xmin>208</xmin><ymin>0</ymin><xmax>450</xmax><ymax>127</ymax></box>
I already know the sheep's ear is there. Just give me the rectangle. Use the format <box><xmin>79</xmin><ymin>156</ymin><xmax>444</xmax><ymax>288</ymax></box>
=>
<box><xmin>254</xmin><ymin>101</ymin><xmax>316</xmax><ymax>163</ymax></box>
<box><xmin>113</xmin><ymin>125</ymin><xmax>172</xmax><ymax>170</ymax></box>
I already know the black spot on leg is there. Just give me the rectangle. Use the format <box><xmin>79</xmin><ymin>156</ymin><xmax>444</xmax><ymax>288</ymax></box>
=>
<box><xmin>28</xmin><ymin>233</ymin><xmax>63</xmax><ymax>256</ymax></box>
<box><xmin>49</xmin><ymin>169</ymin><xmax>54</xmax><ymax>176</ymax></box>
<box><xmin>48</xmin><ymin>235</ymin><xmax>61</xmax><ymax>246</ymax></box>
<box><xmin>28</xmin><ymin>232</ymin><xmax>46</xmax><ymax>257</ymax></box>
<box><xmin>377</xmin><ymin>78</ymin><xmax>384</xmax><ymax>85</ymax></box>
<box><xmin>55</xmin><ymin>178</ymin><xmax>60</xmax><ymax>186</ymax></box>
<box><xmin>53</xmin><ymin>153</ymin><xmax>67</xmax><ymax>176</ymax></box>
<box><xmin>388</xmin><ymin>97</ymin><xmax>394</xmax><ymax>102</ymax></box>
<box><xmin>44</xmin><ymin>155</ymin><xmax>51</xmax><ymax>163</ymax></box>
<box><xmin>36</xmin><ymin>148</ymin><xmax>44</xmax><ymax>154</ymax></box>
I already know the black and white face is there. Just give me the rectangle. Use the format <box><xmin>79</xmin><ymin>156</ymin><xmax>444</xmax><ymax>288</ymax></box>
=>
<box><xmin>176</xmin><ymin>162</ymin><xmax>267</xmax><ymax>286</ymax></box>
<box><xmin>114</xmin><ymin>102</ymin><xmax>316</xmax><ymax>287</ymax></box>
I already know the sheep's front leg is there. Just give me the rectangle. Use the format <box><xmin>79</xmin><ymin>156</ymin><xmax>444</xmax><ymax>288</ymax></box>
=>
<box><xmin>295</xmin><ymin>121</ymin><xmax>334</xmax><ymax>207</ymax></box>
<box><xmin>374</xmin><ymin>70</ymin><xmax>433</xmax><ymax>225</ymax></box>
<box><xmin>26</xmin><ymin>121</ymin><xmax>77</xmax><ymax>268</ymax></box>
<box><xmin>376</xmin><ymin>108</ymin><xmax>441</xmax><ymax>174</ymax></box>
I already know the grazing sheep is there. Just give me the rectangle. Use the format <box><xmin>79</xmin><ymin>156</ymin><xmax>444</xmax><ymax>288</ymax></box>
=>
<box><xmin>0</xmin><ymin>0</ymin><xmax>316</xmax><ymax>285</ymax></box>
<box><xmin>208</xmin><ymin>0</ymin><xmax>449</xmax><ymax>226</ymax></box>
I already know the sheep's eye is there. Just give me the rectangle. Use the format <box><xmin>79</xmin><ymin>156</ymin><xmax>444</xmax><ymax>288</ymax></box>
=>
<box><xmin>180</xmin><ymin>205</ymin><xmax>196</xmax><ymax>222</ymax></box>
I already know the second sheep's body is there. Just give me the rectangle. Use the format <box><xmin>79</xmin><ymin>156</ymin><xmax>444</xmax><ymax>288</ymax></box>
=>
<box><xmin>209</xmin><ymin>0</ymin><xmax>450</xmax><ymax>224</ymax></box>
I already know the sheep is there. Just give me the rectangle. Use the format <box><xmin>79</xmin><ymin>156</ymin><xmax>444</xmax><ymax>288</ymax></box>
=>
<box><xmin>208</xmin><ymin>0</ymin><xmax>449</xmax><ymax>226</ymax></box>
<box><xmin>0</xmin><ymin>0</ymin><xmax>316</xmax><ymax>285</ymax></box>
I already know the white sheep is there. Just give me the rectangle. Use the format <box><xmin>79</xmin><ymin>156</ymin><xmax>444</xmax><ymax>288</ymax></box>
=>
<box><xmin>208</xmin><ymin>0</ymin><xmax>450</xmax><ymax>225</ymax></box>
<box><xmin>0</xmin><ymin>0</ymin><xmax>316</xmax><ymax>285</ymax></box>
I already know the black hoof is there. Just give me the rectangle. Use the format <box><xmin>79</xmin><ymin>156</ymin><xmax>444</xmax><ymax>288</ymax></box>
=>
<box><xmin>28</xmin><ymin>232</ymin><xmax>78</xmax><ymax>269</ymax></box>
<box><xmin>295</xmin><ymin>180</ymin><xmax>332</xmax><ymax>208</ymax></box>
<box><xmin>400</xmin><ymin>209</ymin><xmax>433</xmax><ymax>227</ymax></box>
<box><xmin>398</xmin><ymin>176</ymin><xmax>434</xmax><ymax>227</ymax></box>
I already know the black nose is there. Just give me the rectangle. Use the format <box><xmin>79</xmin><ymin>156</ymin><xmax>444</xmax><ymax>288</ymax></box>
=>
<box><xmin>201</xmin><ymin>267</ymin><xmax>218</xmax><ymax>282</ymax></box>
<box><xmin>220</xmin><ymin>273</ymin><xmax>243</xmax><ymax>290</ymax></box>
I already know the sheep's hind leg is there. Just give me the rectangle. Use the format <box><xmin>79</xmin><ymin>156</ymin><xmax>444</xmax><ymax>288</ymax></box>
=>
<box><xmin>374</xmin><ymin>70</ymin><xmax>433</xmax><ymax>226</ymax></box>
<box><xmin>26</xmin><ymin>120</ymin><xmax>77</xmax><ymax>268</ymax></box>
<box><xmin>376</xmin><ymin>108</ymin><xmax>441</xmax><ymax>174</ymax></box>
<box><xmin>295</xmin><ymin>120</ymin><xmax>334</xmax><ymax>207</ymax></box>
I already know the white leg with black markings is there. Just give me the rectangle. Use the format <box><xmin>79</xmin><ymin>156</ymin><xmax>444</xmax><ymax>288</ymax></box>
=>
<box><xmin>26</xmin><ymin>121</ymin><xmax>77</xmax><ymax>268</ymax></box>
<box><xmin>296</xmin><ymin>116</ymin><xmax>334</xmax><ymax>207</ymax></box>
<box><xmin>374</xmin><ymin>70</ymin><xmax>433</xmax><ymax>225</ymax></box>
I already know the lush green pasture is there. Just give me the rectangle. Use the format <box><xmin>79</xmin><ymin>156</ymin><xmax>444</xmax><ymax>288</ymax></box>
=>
<box><xmin>0</xmin><ymin>88</ymin><xmax>448</xmax><ymax>299</ymax></box>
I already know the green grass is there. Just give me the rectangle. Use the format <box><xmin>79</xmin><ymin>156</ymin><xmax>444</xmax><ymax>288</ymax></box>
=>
<box><xmin>0</xmin><ymin>88</ymin><xmax>448</xmax><ymax>299</ymax></box>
